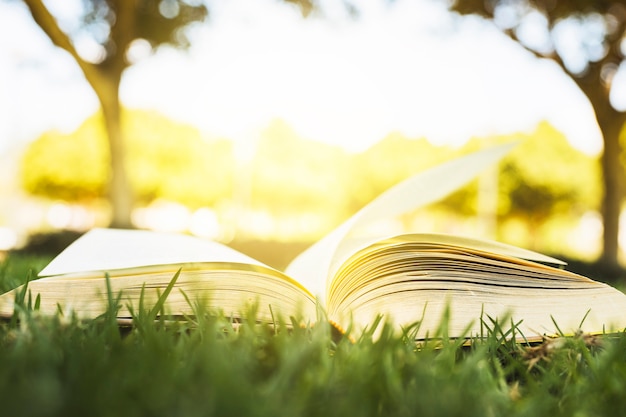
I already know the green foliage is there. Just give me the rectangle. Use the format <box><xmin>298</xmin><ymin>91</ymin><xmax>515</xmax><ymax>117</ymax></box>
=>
<box><xmin>250</xmin><ymin>120</ymin><xmax>349</xmax><ymax>219</ymax></box>
<box><xmin>20</xmin><ymin>115</ymin><xmax>602</xmax><ymax>253</ymax></box>
<box><xmin>21</xmin><ymin>110</ymin><xmax>236</xmax><ymax>207</ymax></box>
<box><xmin>499</xmin><ymin>122</ymin><xmax>600</xmax><ymax>221</ymax></box>
<box><xmin>20</xmin><ymin>115</ymin><xmax>109</xmax><ymax>201</ymax></box>
<box><xmin>437</xmin><ymin>123</ymin><xmax>600</xmax><ymax>222</ymax></box>
<box><xmin>2</xmin><ymin>256</ymin><xmax>626</xmax><ymax>417</ymax></box>
<box><xmin>126</xmin><ymin>111</ymin><xmax>235</xmax><ymax>208</ymax></box>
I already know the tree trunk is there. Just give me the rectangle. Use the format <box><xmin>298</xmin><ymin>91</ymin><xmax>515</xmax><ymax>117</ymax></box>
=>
<box><xmin>598</xmin><ymin>116</ymin><xmax>625</xmax><ymax>269</ymax></box>
<box><xmin>95</xmin><ymin>77</ymin><xmax>134</xmax><ymax>229</ymax></box>
<box><xmin>574</xmin><ymin>69</ymin><xmax>626</xmax><ymax>269</ymax></box>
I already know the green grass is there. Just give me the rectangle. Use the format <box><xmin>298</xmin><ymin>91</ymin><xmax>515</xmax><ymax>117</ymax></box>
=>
<box><xmin>1</xmin><ymin>255</ymin><xmax>626</xmax><ymax>417</ymax></box>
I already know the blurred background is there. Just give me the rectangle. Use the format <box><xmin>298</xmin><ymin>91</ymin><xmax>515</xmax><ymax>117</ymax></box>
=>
<box><xmin>1</xmin><ymin>0</ymin><xmax>625</xmax><ymax>278</ymax></box>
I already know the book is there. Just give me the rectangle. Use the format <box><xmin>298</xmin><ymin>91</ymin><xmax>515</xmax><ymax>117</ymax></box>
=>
<box><xmin>2</xmin><ymin>143</ymin><xmax>626</xmax><ymax>341</ymax></box>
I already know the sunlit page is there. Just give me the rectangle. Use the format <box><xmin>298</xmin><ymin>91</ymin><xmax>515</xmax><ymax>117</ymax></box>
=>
<box><xmin>39</xmin><ymin>228</ymin><xmax>267</xmax><ymax>277</ymax></box>
<box><xmin>285</xmin><ymin>142</ymin><xmax>517</xmax><ymax>301</ymax></box>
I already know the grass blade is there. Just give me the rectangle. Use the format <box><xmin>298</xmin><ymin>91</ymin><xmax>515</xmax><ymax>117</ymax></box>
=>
<box><xmin>147</xmin><ymin>268</ymin><xmax>181</xmax><ymax>320</ymax></box>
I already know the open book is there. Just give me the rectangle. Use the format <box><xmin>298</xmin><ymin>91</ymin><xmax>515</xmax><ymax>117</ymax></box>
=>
<box><xmin>2</xmin><ymin>143</ymin><xmax>626</xmax><ymax>341</ymax></box>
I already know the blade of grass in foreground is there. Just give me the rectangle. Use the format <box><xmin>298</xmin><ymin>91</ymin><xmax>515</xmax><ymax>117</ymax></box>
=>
<box><xmin>127</xmin><ymin>269</ymin><xmax>182</xmax><ymax>334</ymax></box>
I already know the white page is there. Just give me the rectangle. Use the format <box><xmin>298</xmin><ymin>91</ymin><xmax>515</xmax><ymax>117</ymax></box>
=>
<box><xmin>285</xmin><ymin>142</ymin><xmax>518</xmax><ymax>299</ymax></box>
<box><xmin>39</xmin><ymin>228</ymin><xmax>267</xmax><ymax>277</ymax></box>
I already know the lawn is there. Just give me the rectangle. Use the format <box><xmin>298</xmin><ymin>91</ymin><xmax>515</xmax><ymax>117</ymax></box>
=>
<box><xmin>1</xmin><ymin>253</ymin><xmax>626</xmax><ymax>417</ymax></box>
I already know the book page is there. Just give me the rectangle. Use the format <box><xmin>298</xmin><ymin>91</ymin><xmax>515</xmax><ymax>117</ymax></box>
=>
<box><xmin>3</xmin><ymin>263</ymin><xmax>317</xmax><ymax>322</ymax></box>
<box><xmin>4</xmin><ymin>229</ymin><xmax>318</xmax><ymax>322</ymax></box>
<box><xmin>324</xmin><ymin>237</ymin><xmax>626</xmax><ymax>340</ymax></box>
<box><xmin>39</xmin><ymin>228</ymin><xmax>269</xmax><ymax>277</ymax></box>
<box><xmin>333</xmin><ymin>232</ymin><xmax>566</xmax><ymax>275</ymax></box>
<box><xmin>285</xmin><ymin>142</ymin><xmax>517</xmax><ymax>299</ymax></box>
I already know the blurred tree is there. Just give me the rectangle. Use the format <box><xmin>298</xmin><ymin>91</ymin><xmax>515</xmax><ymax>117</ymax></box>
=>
<box><xmin>21</xmin><ymin>114</ymin><xmax>109</xmax><ymax>202</ymax></box>
<box><xmin>446</xmin><ymin>0</ymin><xmax>626</xmax><ymax>267</ymax></box>
<box><xmin>442</xmin><ymin>123</ymin><xmax>599</xmax><ymax>213</ymax></box>
<box><xmin>348</xmin><ymin>133</ymin><xmax>450</xmax><ymax>213</ymax></box>
<box><xmin>20</xmin><ymin>0</ymin><xmax>208</xmax><ymax>228</ymax></box>
<box><xmin>250</xmin><ymin>120</ymin><xmax>349</xmax><ymax>221</ymax></box>
<box><xmin>126</xmin><ymin>111</ymin><xmax>234</xmax><ymax>208</ymax></box>
<box><xmin>21</xmin><ymin>110</ymin><xmax>235</xmax><ymax>208</ymax></box>
<box><xmin>24</xmin><ymin>110</ymin><xmax>599</xmax><ymax>249</ymax></box>
<box><xmin>19</xmin><ymin>0</ymin><xmax>349</xmax><ymax>228</ymax></box>
<box><xmin>498</xmin><ymin>122</ymin><xmax>600</xmax><ymax>238</ymax></box>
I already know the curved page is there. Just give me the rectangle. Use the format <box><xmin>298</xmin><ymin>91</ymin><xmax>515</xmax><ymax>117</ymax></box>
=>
<box><xmin>327</xmin><ymin>237</ymin><xmax>626</xmax><ymax>341</ymax></box>
<box><xmin>39</xmin><ymin>228</ymin><xmax>268</xmax><ymax>277</ymax></box>
<box><xmin>285</xmin><ymin>142</ymin><xmax>517</xmax><ymax>299</ymax></box>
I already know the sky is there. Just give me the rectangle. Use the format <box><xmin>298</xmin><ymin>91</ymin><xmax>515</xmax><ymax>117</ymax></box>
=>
<box><xmin>0</xmin><ymin>0</ymin><xmax>619</xmax><ymax>157</ymax></box>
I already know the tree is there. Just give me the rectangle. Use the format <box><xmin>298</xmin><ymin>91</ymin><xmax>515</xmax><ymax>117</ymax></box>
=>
<box><xmin>249</xmin><ymin>120</ymin><xmax>349</xmax><ymax>220</ymax></box>
<box><xmin>21</xmin><ymin>109</ymin><xmax>235</xmax><ymax>208</ymax></box>
<box><xmin>497</xmin><ymin>122</ymin><xmax>601</xmax><ymax>252</ymax></box>
<box><xmin>20</xmin><ymin>0</ymin><xmax>208</xmax><ymax>227</ymax></box>
<box><xmin>21</xmin><ymin>112</ymin><xmax>109</xmax><ymax>202</ymax></box>
<box><xmin>19</xmin><ymin>0</ymin><xmax>339</xmax><ymax>228</ymax></box>
<box><xmin>447</xmin><ymin>0</ymin><xmax>626</xmax><ymax>268</ymax></box>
